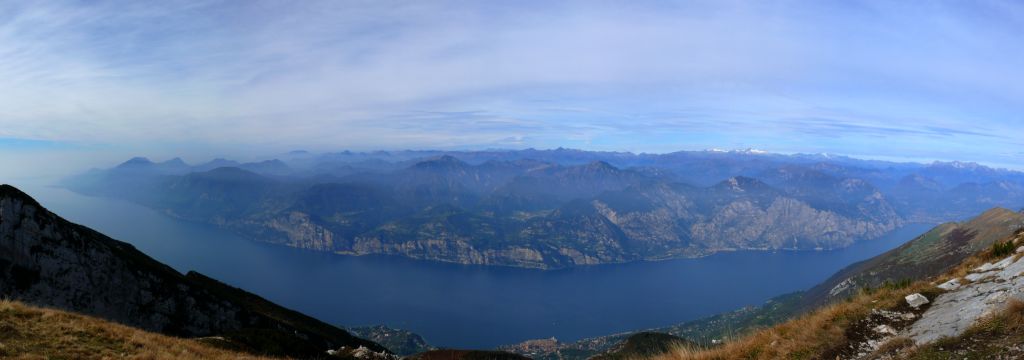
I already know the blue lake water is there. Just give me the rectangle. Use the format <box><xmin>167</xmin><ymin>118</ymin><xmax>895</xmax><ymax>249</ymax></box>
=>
<box><xmin>13</xmin><ymin>182</ymin><xmax>934</xmax><ymax>349</ymax></box>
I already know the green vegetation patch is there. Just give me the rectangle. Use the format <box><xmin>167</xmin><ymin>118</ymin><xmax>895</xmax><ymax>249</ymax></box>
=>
<box><xmin>991</xmin><ymin>239</ymin><xmax>1016</xmax><ymax>258</ymax></box>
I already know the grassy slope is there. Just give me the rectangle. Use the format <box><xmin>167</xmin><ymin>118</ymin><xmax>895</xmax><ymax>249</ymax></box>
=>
<box><xmin>0</xmin><ymin>300</ymin><xmax>269</xmax><ymax>360</ymax></box>
<box><xmin>649</xmin><ymin>228</ymin><xmax>1024</xmax><ymax>360</ymax></box>
<box><xmin>660</xmin><ymin>292</ymin><xmax>805</xmax><ymax>346</ymax></box>
<box><xmin>802</xmin><ymin>208</ymin><xmax>1024</xmax><ymax>310</ymax></box>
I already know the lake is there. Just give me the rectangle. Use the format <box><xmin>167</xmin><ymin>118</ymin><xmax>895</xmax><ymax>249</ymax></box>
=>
<box><xmin>12</xmin><ymin>182</ymin><xmax>933</xmax><ymax>349</ymax></box>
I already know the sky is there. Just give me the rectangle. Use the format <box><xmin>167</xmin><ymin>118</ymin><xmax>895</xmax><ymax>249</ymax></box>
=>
<box><xmin>1</xmin><ymin>0</ymin><xmax>1023</xmax><ymax>175</ymax></box>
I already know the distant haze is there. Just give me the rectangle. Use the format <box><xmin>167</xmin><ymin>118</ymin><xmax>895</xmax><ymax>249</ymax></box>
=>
<box><xmin>1</xmin><ymin>1</ymin><xmax>1022</xmax><ymax>172</ymax></box>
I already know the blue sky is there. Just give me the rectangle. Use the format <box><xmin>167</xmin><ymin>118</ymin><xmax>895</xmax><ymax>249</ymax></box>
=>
<box><xmin>1</xmin><ymin>0</ymin><xmax>1023</xmax><ymax>169</ymax></box>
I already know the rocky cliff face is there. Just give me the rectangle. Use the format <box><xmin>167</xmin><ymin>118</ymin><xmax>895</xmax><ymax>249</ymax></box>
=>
<box><xmin>71</xmin><ymin>151</ymin><xmax>1005</xmax><ymax>270</ymax></box>
<box><xmin>181</xmin><ymin>176</ymin><xmax>904</xmax><ymax>270</ymax></box>
<box><xmin>0</xmin><ymin>184</ymin><xmax>385</xmax><ymax>357</ymax></box>
<box><xmin>0</xmin><ymin>185</ymin><xmax>232</xmax><ymax>336</ymax></box>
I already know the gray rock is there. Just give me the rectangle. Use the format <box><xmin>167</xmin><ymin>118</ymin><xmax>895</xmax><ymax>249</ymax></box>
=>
<box><xmin>903</xmin><ymin>255</ymin><xmax>1024</xmax><ymax>344</ymax></box>
<box><xmin>966</xmin><ymin>271</ymin><xmax>996</xmax><ymax>282</ymax></box>
<box><xmin>974</xmin><ymin>262</ymin><xmax>996</xmax><ymax>273</ymax></box>
<box><xmin>937</xmin><ymin>279</ymin><xmax>960</xmax><ymax>291</ymax></box>
<box><xmin>994</xmin><ymin>255</ymin><xmax>1017</xmax><ymax>270</ymax></box>
<box><xmin>1000</xmin><ymin>255</ymin><xmax>1024</xmax><ymax>280</ymax></box>
<box><xmin>905</xmin><ymin>293</ymin><xmax>929</xmax><ymax>308</ymax></box>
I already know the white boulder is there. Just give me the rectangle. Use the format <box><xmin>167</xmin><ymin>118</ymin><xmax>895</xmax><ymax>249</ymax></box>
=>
<box><xmin>873</xmin><ymin>324</ymin><xmax>897</xmax><ymax>335</ymax></box>
<box><xmin>905</xmin><ymin>293</ymin><xmax>929</xmax><ymax>308</ymax></box>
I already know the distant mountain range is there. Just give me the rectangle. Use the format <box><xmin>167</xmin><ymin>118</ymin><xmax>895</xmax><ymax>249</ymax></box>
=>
<box><xmin>63</xmin><ymin>149</ymin><xmax>1024</xmax><ymax>269</ymax></box>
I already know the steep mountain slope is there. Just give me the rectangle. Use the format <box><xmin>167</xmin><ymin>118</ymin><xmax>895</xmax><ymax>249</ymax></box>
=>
<box><xmin>802</xmin><ymin>207</ymin><xmax>1024</xmax><ymax>309</ymax></box>
<box><xmin>0</xmin><ymin>184</ymin><xmax>386</xmax><ymax>358</ymax></box>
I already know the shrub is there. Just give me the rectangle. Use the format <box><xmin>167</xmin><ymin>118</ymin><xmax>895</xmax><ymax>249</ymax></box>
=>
<box><xmin>992</xmin><ymin>240</ymin><xmax>1015</xmax><ymax>258</ymax></box>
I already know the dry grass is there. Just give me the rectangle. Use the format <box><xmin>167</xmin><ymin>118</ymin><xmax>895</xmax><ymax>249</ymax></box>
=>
<box><xmin>1005</xmin><ymin>298</ymin><xmax>1024</xmax><ymax>327</ymax></box>
<box><xmin>0</xmin><ymin>299</ymin><xmax>275</xmax><ymax>360</ymax></box>
<box><xmin>649</xmin><ymin>282</ymin><xmax>934</xmax><ymax>360</ymax></box>
<box><xmin>649</xmin><ymin>232</ymin><xmax>1024</xmax><ymax>360</ymax></box>
<box><xmin>866</xmin><ymin>336</ymin><xmax>915</xmax><ymax>358</ymax></box>
<box><xmin>971</xmin><ymin>298</ymin><xmax>1024</xmax><ymax>335</ymax></box>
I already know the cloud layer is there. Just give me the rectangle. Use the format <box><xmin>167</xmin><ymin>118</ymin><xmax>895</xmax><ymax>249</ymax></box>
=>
<box><xmin>1</xmin><ymin>1</ymin><xmax>1022</xmax><ymax>167</ymax></box>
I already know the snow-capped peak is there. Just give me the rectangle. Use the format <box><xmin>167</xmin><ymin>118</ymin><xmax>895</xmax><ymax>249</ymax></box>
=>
<box><xmin>703</xmin><ymin>148</ymin><xmax>770</xmax><ymax>155</ymax></box>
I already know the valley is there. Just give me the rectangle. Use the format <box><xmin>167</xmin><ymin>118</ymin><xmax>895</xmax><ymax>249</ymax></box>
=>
<box><xmin>11</xmin><ymin>182</ymin><xmax>931</xmax><ymax>349</ymax></box>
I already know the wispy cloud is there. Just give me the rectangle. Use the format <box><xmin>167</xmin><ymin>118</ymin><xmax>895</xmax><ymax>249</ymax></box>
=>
<box><xmin>0</xmin><ymin>0</ymin><xmax>1022</xmax><ymax>167</ymax></box>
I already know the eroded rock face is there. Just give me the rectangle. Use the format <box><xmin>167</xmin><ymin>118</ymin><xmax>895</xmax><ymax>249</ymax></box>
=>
<box><xmin>0</xmin><ymin>189</ymin><xmax>243</xmax><ymax>336</ymax></box>
<box><xmin>90</xmin><ymin>163</ymin><xmax>905</xmax><ymax>270</ymax></box>
<box><xmin>902</xmin><ymin>254</ymin><xmax>1024</xmax><ymax>344</ymax></box>
<box><xmin>244</xmin><ymin>193</ymin><xmax>899</xmax><ymax>269</ymax></box>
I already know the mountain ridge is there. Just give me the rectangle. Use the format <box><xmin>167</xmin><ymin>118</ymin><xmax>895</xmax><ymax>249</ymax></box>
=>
<box><xmin>0</xmin><ymin>184</ymin><xmax>386</xmax><ymax>358</ymax></box>
<box><xmin>63</xmin><ymin>149</ymin><xmax>1024</xmax><ymax>269</ymax></box>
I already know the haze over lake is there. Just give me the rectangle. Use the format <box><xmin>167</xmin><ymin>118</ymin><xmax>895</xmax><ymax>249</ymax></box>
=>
<box><xmin>15</xmin><ymin>182</ymin><xmax>933</xmax><ymax>349</ymax></box>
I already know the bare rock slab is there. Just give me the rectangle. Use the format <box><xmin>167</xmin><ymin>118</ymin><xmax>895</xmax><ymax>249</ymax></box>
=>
<box><xmin>937</xmin><ymin>279</ymin><xmax>960</xmax><ymax>291</ymax></box>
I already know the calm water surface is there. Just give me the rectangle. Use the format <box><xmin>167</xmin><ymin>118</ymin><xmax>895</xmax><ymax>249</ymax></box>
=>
<box><xmin>13</xmin><ymin>182</ymin><xmax>933</xmax><ymax>349</ymax></box>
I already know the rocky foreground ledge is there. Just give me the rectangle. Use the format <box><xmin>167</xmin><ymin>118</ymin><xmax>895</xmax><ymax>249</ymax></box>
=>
<box><xmin>903</xmin><ymin>246</ymin><xmax>1024</xmax><ymax>344</ymax></box>
<box><xmin>836</xmin><ymin>243</ymin><xmax>1024</xmax><ymax>359</ymax></box>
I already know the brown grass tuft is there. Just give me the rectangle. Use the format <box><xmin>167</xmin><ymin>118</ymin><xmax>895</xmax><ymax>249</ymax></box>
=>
<box><xmin>999</xmin><ymin>298</ymin><xmax>1024</xmax><ymax>332</ymax></box>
